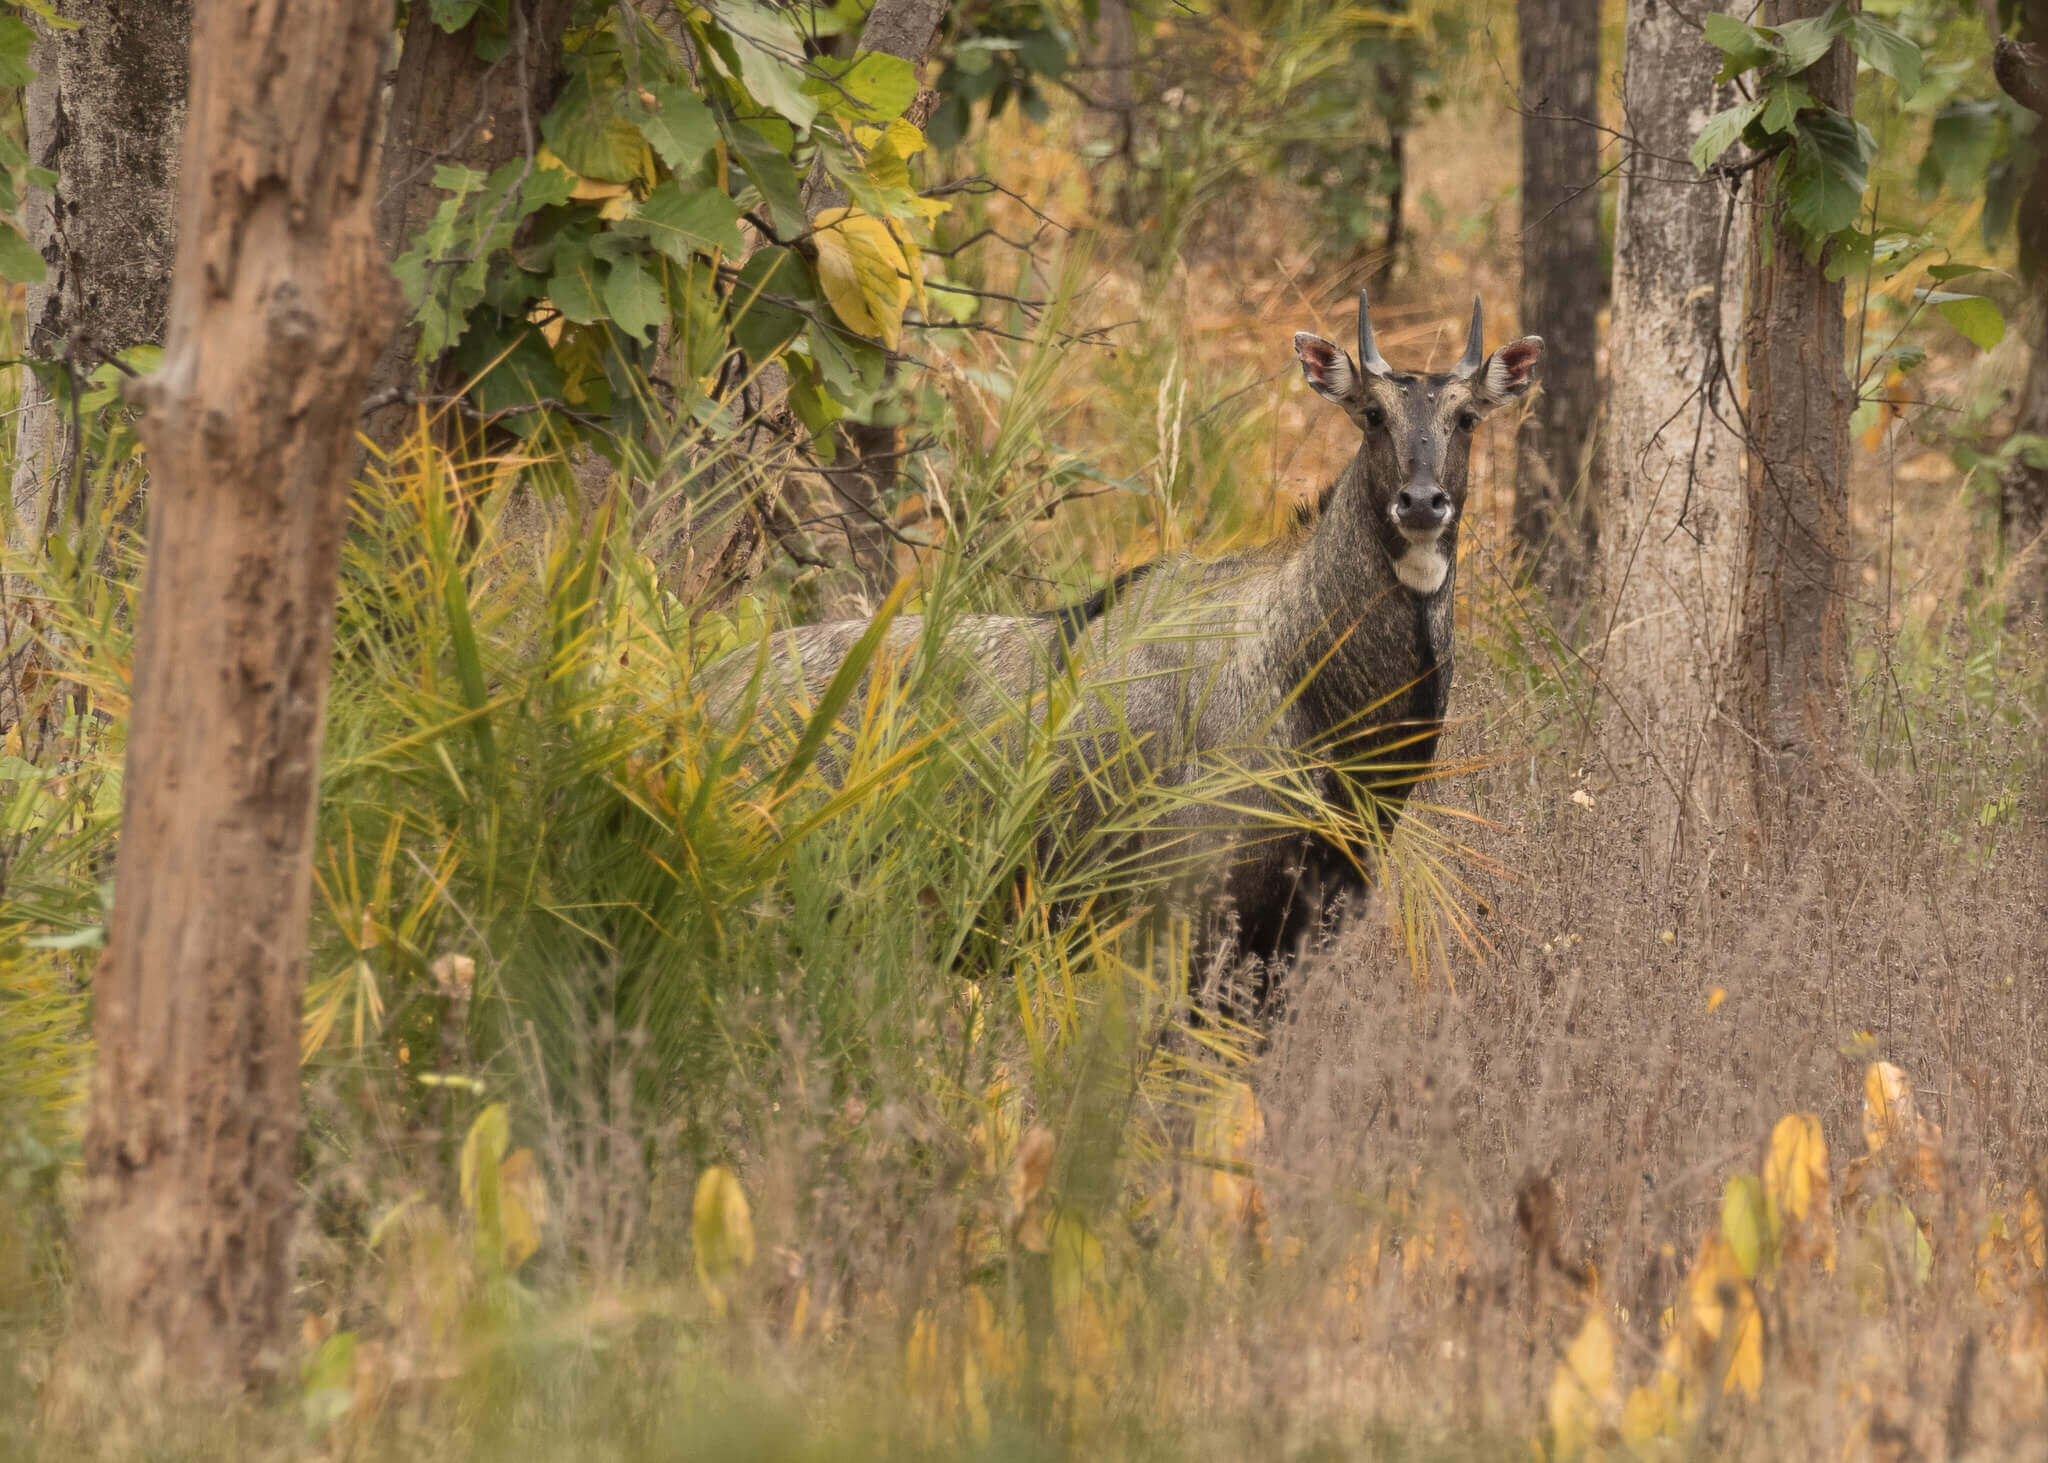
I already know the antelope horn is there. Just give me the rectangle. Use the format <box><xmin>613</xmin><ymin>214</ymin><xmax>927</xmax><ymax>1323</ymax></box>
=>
<box><xmin>1356</xmin><ymin>289</ymin><xmax>1392</xmax><ymax>377</ymax></box>
<box><xmin>1454</xmin><ymin>295</ymin><xmax>1485</xmax><ymax>379</ymax></box>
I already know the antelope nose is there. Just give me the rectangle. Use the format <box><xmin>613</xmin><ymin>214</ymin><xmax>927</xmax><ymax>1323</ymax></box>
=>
<box><xmin>1397</xmin><ymin>485</ymin><xmax>1450</xmax><ymax>521</ymax></box>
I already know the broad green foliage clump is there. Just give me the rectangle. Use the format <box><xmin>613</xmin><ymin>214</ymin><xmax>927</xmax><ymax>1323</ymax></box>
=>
<box><xmin>1691</xmin><ymin>2</ymin><xmax>2008</xmax><ymax>345</ymax></box>
<box><xmin>396</xmin><ymin>0</ymin><xmax>955</xmax><ymax>462</ymax></box>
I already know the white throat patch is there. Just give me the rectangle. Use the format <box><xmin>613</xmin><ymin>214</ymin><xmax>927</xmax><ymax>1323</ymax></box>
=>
<box><xmin>1393</xmin><ymin>543</ymin><xmax>1450</xmax><ymax>595</ymax></box>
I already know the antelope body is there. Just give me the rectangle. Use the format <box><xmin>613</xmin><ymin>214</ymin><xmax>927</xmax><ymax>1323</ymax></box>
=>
<box><xmin>714</xmin><ymin>294</ymin><xmax>1542</xmax><ymax>1012</ymax></box>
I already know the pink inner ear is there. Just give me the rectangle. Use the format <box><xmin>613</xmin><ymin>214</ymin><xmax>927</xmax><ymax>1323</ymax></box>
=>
<box><xmin>1296</xmin><ymin>338</ymin><xmax>1339</xmax><ymax>377</ymax></box>
<box><xmin>1500</xmin><ymin>340</ymin><xmax>1542</xmax><ymax>382</ymax></box>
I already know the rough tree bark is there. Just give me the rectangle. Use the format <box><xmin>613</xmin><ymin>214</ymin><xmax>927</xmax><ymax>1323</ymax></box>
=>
<box><xmin>1515</xmin><ymin>0</ymin><xmax>1603</xmax><ymax>614</ymax></box>
<box><xmin>77</xmin><ymin>0</ymin><xmax>397</xmax><ymax>1393</ymax></box>
<box><xmin>1596</xmin><ymin>0</ymin><xmax>1748</xmax><ymax>860</ymax></box>
<box><xmin>1994</xmin><ymin>20</ymin><xmax>2048</xmax><ymax>621</ymax></box>
<box><xmin>3</xmin><ymin>2</ymin><xmax>190</xmax><ymax>745</ymax></box>
<box><xmin>6</xmin><ymin>1</ymin><xmax>190</xmax><ymax>541</ymax></box>
<box><xmin>1734</xmin><ymin>0</ymin><xmax>1855</xmax><ymax>825</ymax></box>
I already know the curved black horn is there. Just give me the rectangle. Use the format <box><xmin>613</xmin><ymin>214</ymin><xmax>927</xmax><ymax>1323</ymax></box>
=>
<box><xmin>1454</xmin><ymin>295</ymin><xmax>1485</xmax><ymax>379</ymax></box>
<box><xmin>1355</xmin><ymin>289</ymin><xmax>1392</xmax><ymax>377</ymax></box>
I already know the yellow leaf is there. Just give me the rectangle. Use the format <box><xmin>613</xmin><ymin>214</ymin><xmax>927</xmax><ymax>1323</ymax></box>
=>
<box><xmin>1677</xmin><ymin>1234</ymin><xmax>1762</xmax><ymax>1399</ymax></box>
<box><xmin>1862</xmin><ymin>1061</ymin><xmax>1916</xmax><ymax>1153</ymax></box>
<box><xmin>1621</xmin><ymin>1378</ymin><xmax>1680</xmax><ymax>1446</ymax></box>
<box><xmin>1547</xmin><ymin>1311</ymin><xmax>1616</xmax><ymax>1458</ymax></box>
<box><xmin>693</xmin><ymin>1165</ymin><xmax>756</xmax><ymax>1314</ymax></box>
<box><xmin>1721</xmin><ymin>1288</ymin><xmax>1762</xmax><ymax>1399</ymax></box>
<box><xmin>499</xmin><ymin>1147</ymin><xmax>547</xmax><ymax>1270</ymax></box>
<box><xmin>1720</xmin><ymin>1173</ymin><xmax>1769</xmax><ymax>1278</ymax></box>
<box><xmin>853</xmin><ymin>117</ymin><xmax>927</xmax><ymax>156</ymax></box>
<box><xmin>1705</xmin><ymin>986</ymin><xmax>1727</xmax><ymax>1012</ymax></box>
<box><xmin>459</xmin><ymin>1102</ymin><xmax>510</xmax><ymax>1216</ymax></box>
<box><xmin>1191</xmin><ymin>1081</ymin><xmax>1268</xmax><ymax>1264</ymax></box>
<box><xmin>1009</xmin><ymin>1126</ymin><xmax>1055</xmax><ymax>1252</ymax></box>
<box><xmin>1859</xmin><ymin>1061</ymin><xmax>1945</xmax><ymax>1197</ymax></box>
<box><xmin>811</xmin><ymin>206</ymin><xmax>912</xmax><ymax>348</ymax></box>
<box><xmin>2025</xmin><ymin>1188</ymin><xmax>2046</xmax><ymax>1269</ymax></box>
<box><xmin>1763</xmin><ymin>1112</ymin><xmax>1835</xmax><ymax>1271</ymax></box>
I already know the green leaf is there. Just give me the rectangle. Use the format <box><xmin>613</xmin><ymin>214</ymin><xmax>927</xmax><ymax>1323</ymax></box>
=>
<box><xmin>1925</xmin><ymin>262</ymin><xmax>1996</xmax><ymax>282</ymax></box>
<box><xmin>1921</xmin><ymin>291</ymin><xmax>2005</xmax><ymax>350</ymax></box>
<box><xmin>731</xmin><ymin>246</ymin><xmax>812</xmax><ymax>366</ymax></box>
<box><xmin>1784</xmin><ymin>109</ymin><xmax>1871</xmax><ymax>242</ymax></box>
<box><xmin>427</xmin><ymin>0</ymin><xmax>486</xmax><ymax>29</ymax></box>
<box><xmin>11</xmin><ymin>0</ymin><xmax>75</xmax><ymax>31</ymax></box>
<box><xmin>676</xmin><ymin>259</ymin><xmax>729</xmax><ymax>381</ymax></box>
<box><xmin>1770</xmin><ymin>11</ymin><xmax>1845</xmax><ymax>75</ymax></box>
<box><xmin>542</xmin><ymin>70</ymin><xmax>653</xmax><ymax>183</ymax></box>
<box><xmin>803</xmin><ymin>50</ymin><xmax>920</xmax><ymax>122</ymax></box>
<box><xmin>547</xmin><ymin>238</ymin><xmax>605</xmax><ymax>325</ymax></box>
<box><xmin>722</xmin><ymin>118</ymin><xmax>807</xmax><ymax>241</ymax></box>
<box><xmin>787</xmin><ymin>369</ymin><xmax>843</xmax><ymax>444</ymax></box>
<box><xmin>636</xmin><ymin>81</ymin><xmax>720</xmax><ymax>173</ymax></box>
<box><xmin>24</xmin><ymin>925</ymin><xmax>103</xmax><ymax>951</ymax></box>
<box><xmin>0</xmin><ymin>221</ymin><xmax>46</xmax><ymax>285</ymax></box>
<box><xmin>616</xmin><ymin>180</ymin><xmax>745</xmax><ymax>262</ymax></box>
<box><xmin>1846</xmin><ymin>12</ymin><xmax>1921</xmax><ymax>95</ymax></box>
<box><xmin>1759</xmin><ymin>79</ymin><xmax>1813</xmax><ymax>136</ymax></box>
<box><xmin>717</xmin><ymin>1</ymin><xmax>821</xmax><ymax>132</ymax></box>
<box><xmin>394</xmin><ymin>161</ymin><xmax>576</xmax><ymax>357</ymax></box>
<box><xmin>1692</xmin><ymin>97</ymin><xmax>1766</xmax><ymax>173</ymax></box>
<box><xmin>603</xmin><ymin>254</ymin><xmax>666</xmax><ymax>343</ymax></box>
<box><xmin>1704</xmin><ymin>13</ymin><xmax>1776</xmax><ymax>80</ymax></box>
<box><xmin>1919</xmin><ymin>102</ymin><xmax>2000</xmax><ymax>197</ymax></box>
<box><xmin>0</xmin><ymin>16</ymin><xmax>36</xmax><ymax>89</ymax></box>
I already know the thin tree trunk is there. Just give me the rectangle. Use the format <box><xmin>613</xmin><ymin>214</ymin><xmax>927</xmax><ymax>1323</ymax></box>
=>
<box><xmin>1995</xmin><ymin>22</ymin><xmax>2048</xmax><ymax>622</ymax></box>
<box><xmin>78</xmin><ymin>0</ymin><xmax>396</xmax><ymax>1394</ymax></box>
<box><xmin>1595</xmin><ymin>0</ymin><xmax>1748</xmax><ymax>860</ymax></box>
<box><xmin>2003</xmin><ymin>341</ymin><xmax>2048</xmax><ymax>619</ymax></box>
<box><xmin>1515</xmin><ymin>0</ymin><xmax>1603</xmax><ymax>615</ymax></box>
<box><xmin>3</xmin><ymin>1</ymin><xmax>189</xmax><ymax>744</ymax></box>
<box><xmin>1734</xmin><ymin>0</ymin><xmax>1855</xmax><ymax>826</ymax></box>
<box><xmin>1369</xmin><ymin>22</ymin><xmax>1412</xmax><ymax>292</ymax></box>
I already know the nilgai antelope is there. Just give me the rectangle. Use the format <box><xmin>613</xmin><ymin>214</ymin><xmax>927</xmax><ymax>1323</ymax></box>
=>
<box><xmin>713</xmin><ymin>293</ymin><xmax>1541</xmax><ymax>1014</ymax></box>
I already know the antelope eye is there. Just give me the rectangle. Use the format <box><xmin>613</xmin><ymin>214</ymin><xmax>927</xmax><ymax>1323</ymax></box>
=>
<box><xmin>1364</xmin><ymin>405</ymin><xmax>1386</xmax><ymax>428</ymax></box>
<box><xmin>1456</xmin><ymin>410</ymin><xmax>1478</xmax><ymax>431</ymax></box>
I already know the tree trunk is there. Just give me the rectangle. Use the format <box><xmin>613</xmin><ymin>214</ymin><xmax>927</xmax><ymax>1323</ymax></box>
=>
<box><xmin>2003</xmin><ymin>340</ymin><xmax>2048</xmax><ymax>621</ymax></box>
<box><xmin>1369</xmin><ymin>11</ymin><xmax>1412</xmax><ymax>292</ymax></box>
<box><xmin>2</xmin><ymin>1</ymin><xmax>190</xmax><ymax>743</ymax></box>
<box><xmin>1733</xmin><ymin>0</ymin><xmax>1855</xmax><ymax>826</ymax></box>
<box><xmin>1994</xmin><ymin>22</ymin><xmax>2048</xmax><ymax>622</ymax></box>
<box><xmin>364</xmin><ymin>0</ymin><xmax>575</xmax><ymax>445</ymax></box>
<box><xmin>1515</xmin><ymin>0</ymin><xmax>1603</xmax><ymax>616</ymax></box>
<box><xmin>78</xmin><ymin>0</ymin><xmax>396</xmax><ymax>1395</ymax></box>
<box><xmin>1595</xmin><ymin>0</ymin><xmax>1748</xmax><ymax>860</ymax></box>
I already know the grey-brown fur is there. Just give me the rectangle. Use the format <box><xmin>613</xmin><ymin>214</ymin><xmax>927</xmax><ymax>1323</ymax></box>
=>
<box><xmin>709</xmin><ymin>293</ymin><xmax>1543</xmax><ymax>1014</ymax></box>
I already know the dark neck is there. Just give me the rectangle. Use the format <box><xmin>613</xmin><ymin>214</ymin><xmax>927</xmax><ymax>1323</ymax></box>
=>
<box><xmin>1296</xmin><ymin>450</ymin><xmax>1456</xmax><ymax>652</ymax></box>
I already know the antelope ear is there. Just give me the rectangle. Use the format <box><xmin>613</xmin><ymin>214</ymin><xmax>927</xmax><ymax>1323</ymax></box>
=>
<box><xmin>1293</xmin><ymin>332</ymin><xmax>1362</xmax><ymax>406</ymax></box>
<box><xmin>1480</xmin><ymin>336</ymin><xmax>1543</xmax><ymax>405</ymax></box>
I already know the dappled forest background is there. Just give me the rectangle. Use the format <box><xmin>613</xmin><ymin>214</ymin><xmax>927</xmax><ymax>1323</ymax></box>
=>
<box><xmin>0</xmin><ymin>0</ymin><xmax>2045</xmax><ymax>1457</ymax></box>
